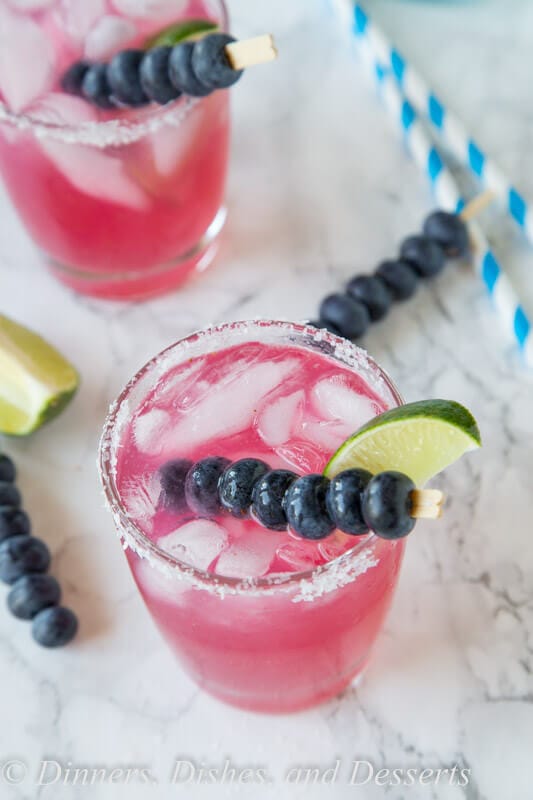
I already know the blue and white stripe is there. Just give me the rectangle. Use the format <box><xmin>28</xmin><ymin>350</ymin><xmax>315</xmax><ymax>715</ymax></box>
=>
<box><xmin>352</xmin><ymin>2</ymin><xmax>533</xmax><ymax>245</ymax></box>
<box><xmin>333</xmin><ymin>0</ymin><xmax>533</xmax><ymax>364</ymax></box>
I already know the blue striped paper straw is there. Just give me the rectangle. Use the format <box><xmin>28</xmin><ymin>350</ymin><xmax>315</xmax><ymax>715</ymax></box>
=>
<box><xmin>350</xmin><ymin>2</ymin><xmax>533</xmax><ymax>245</ymax></box>
<box><xmin>336</xmin><ymin>9</ymin><xmax>533</xmax><ymax>363</ymax></box>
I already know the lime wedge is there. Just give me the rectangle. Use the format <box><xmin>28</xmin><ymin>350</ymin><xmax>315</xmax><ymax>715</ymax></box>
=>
<box><xmin>324</xmin><ymin>399</ymin><xmax>481</xmax><ymax>486</ymax></box>
<box><xmin>147</xmin><ymin>19</ymin><xmax>219</xmax><ymax>49</ymax></box>
<box><xmin>0</xmin><ymin>314</ymin><xmax>79</xmax><ymax>436</ymax></box>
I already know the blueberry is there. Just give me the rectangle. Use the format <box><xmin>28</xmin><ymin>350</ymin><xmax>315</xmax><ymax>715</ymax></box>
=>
<box><xmin>191</xmin><ymin>33</ymin><xmax>242</xmax><ymax>90</ymax></box>
<box><xmin>284</xmin><ymin>475</ymin><xmax>335</xmax><ymax>540</ymax></box>
<box><xmin>308</xmin><ymin>319</ymin><xmax>343</xmax><ymax>336</ymax></box>
<box><xmin>346</xmin><ymin>275</ymin><xmax>391</xmax><ymax>321</ymax></box>
<box><xmin>0</xmin><ymin>509</ymin><xmax>31</xmax><ymax>542</ymax></box>
<box><xmin>159</xmin><ymin>458</ymin><xmax>192</xmax><ymax>512</ymax></box>
<box><xmin>140</xmin><ymin>46</ymin><xmax>182</xmax><ymax>105</ymax></box>
<box><xmin>0</xmin><ymin>454</ymin><xmax>16</xmax><ymax>483</ymax></box>
<box><xmin>185</xmin><ymin>456</ymin><xmax>230</xmax><ymax>517</ymax></box>
<box><xmin>169</xmin><ymin>42</ymin><xmax>212</xmax><ymax>97</ymax></box>
<box><xmin>107</xmin><ymin>49</ymin><xmax>148</xmax><ymax>107</ymax></box>
<box><xmin>375</xmin><ymin>259</ymin><xmax>419</xmax><ymax>301</ymax></box>
<box><xmin>362</xmin><ymin>471</ymin><xmax>416</xmax><ymax>539</ymax></box>
<box><xmin>400</xmin><ymin>235</ymin><xmax>445</xmax><ymax>278</ymax></box>
<box><xmin>0</xmin><ymin>482</ymin><xmax>21</xmax><ymax>508</ymax></box>
<box><xmin>326</xmin><ymin>468</ymin><xmax>372</xmax><ymax>535</ymax></box>
<box><xmin>319</xmin><ymin>293</ymin><xmax>370</xmax><ymax>340</ymax></box>
<box><xmin>0</xmin><ymin>535</ymin><xmax>50</xmax><ymax>585</ymax></box>
<box><xmin>251</xmin><ymin>469</ymin><xmax>297</xmax><ymax>530</ymax></box>
<box><xmin>61</xmin><ymin>61</ymin><xmax>90</xmax><ymax>96</ymax></box>
<box><xmin>219</xmin><ymin>459</ymin><xmax>270</xmax><ymax>518</ymax></box>
<box><xmin>82</xmin><ymin>64</ymin><xmax>115</xmax><ymax>109</ymax></box>
<box><xmin>7</xmin><ymin>574</ymin><xmax>61</xmax><ymax>620</ymax></box>
<box><xmin>423</xmin><ymin>210</ymin><xmax>469</xmax><ymax>258</ymax></box>
<box><xmin>32</xmin><ymin>606</ymin><xmax>78</xmax><ymax>648</ymax></box>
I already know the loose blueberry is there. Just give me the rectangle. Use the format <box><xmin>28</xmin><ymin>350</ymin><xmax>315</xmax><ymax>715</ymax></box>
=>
<box><xmin>0</xmin><ymin>482</ymin><xmax>21</xmax><ymax>508</ymax></box>
<box><xmin>423</xmin><ymin>210</ymin><xmax>470</xmax><ymax>258</ymax></box>
<box><xmin>7</xmin><ymin>574</ymin><xmax>61</xmax><ymax>620</ymax></box>
<box><xmin>0</xmin><ymin>509</ymin><xmax>31</xmax><ymax>542</ymax></box>
<box><xmin>185</xmin><ymin>456</ymin><xmax>230</xmax><ymax>517</ymax></box>
<box><xmin>251</xmin><ymin>469</ymin><xmax>297</xmax><ymax>530</ymax></box>
<box><xmin>375</xmin><ymin>259</ymin><xmax>419</xmax><ymax>301</ymax></box>
<box><xmin>346</xmin><ymin>275</ymin><xmax>391</xmax><ymax>321</ymax></box>
<box><xmin>32</xmin><ymin>606</ymin><xmax>78</xmax><ymax>648</ymax></box>
<box><xmin>191</xmin><ymin>33</ymin><xmax>242</xmax><ymax>90</ymax></box>
<box><xmin>61</xmin><ymin>61</ymin><xmax>90</xmax><ymax>96</ymax></box>
<box><xmin>0</xmin><ymin>454</ymin><xmax>16</xmax><ymax>483</ymax></box>
<box><xmin>107</xmin><ymin>49</ymin><xmax>148</xmax><ymax>107</ymax></box>
<box><xmin>219</xmin><ymin>459</ymin><xmax>270</xmax><ymax>518</ymax></box>
<box><xmin>362</xmin><ymin>471</ymin><xmax>416</xmax><ymax>539</ymax></box>
<box><xmin>319</xmin><ymin>293</ymin><xmax>370</xmax><ymax>340</ymax></box>
<box><xmin>140</xmin><ymin>46</ymin><xmax>182</xmax><ymax>105</ymax></box>
<box><xmin>82</xmin><ymin>64</ymin><xmax>115</xmax><ymax>109</ymax></box>
<box><xmin>159</xmin><ymin>458</ymin><xmax>192</xmax><ymax>512</ymax></box>
<box><xmin>309</xmin><ymin>319</ymin><xmax>343</xmax><ymax>336</ymax></box>
<box><xmin>326</xmin><ymin>468</ymin><xmax>372</xmax><ymax>535</ymax></box>
<box><xmin>169</xmin><ymin>42</ymin><xmax>212</xmax><ymax>97</ymax></box>
<box><xmin>400</xmin><ymin>235</ymin><xmax>445</xmax><ymax>278</ymax></box>
<box><xmin>0</xmin><ymin>535</ymin><xmax>50</xmax><ymax>585</ymax></box>
<box><xmin>283</xmin><ymin>475</ymin><xmax>335</xmax><ymax>540</ymax></box>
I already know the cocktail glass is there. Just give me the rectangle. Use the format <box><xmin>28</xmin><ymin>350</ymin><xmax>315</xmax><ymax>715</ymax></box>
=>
<box><xmin>99</xmin><ymin>320</ymin><xmax>406</xmax><ymax>712</ymax></box>
<box><xmin>0</xmin><ymin>0</ymin><xmax>230</xmax><ymax>300</ymax></box>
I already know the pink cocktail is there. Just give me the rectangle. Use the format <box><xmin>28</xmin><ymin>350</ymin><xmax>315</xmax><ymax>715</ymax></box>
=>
<box><xmin>99</xmin><ymin>321</ymin><xmax>406</xmax><ymax>712</ymax></box>
<box><xmin>0</xmin><ymin>0</ymin><xmax>230</xmax><ymax>299</ymax></box>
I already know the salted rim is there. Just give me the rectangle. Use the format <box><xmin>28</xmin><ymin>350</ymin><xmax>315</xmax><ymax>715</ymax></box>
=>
<box><xmin>0</xmin><ymin>1</ymin><xmax>228</xmax><ymax>148</ymax></box>
<box><xmin>98</xmin><ymin>319</ymin><xmax>404</xmax><ymax>600</ymax></box>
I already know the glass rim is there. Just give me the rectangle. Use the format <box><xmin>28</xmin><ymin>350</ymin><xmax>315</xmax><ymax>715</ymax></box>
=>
<box><xmin>0</xmin><ymin>0</ymin><xmax>229</xmax><ymax>148</ymax></box>
<box><xmin>98</xmin><ymin>319</ymin><xmax>404</xmax><ymax>598</ymax></box>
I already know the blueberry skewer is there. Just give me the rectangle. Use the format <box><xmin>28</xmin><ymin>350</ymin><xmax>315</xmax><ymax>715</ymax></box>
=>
<box><xmin>159</xmin><ymin>457</ymin><xmax>444</xmax><ymax>542</ymax></box>
<box><xmin>311</xmin><ymin>209</ymin><xmax>470</xmax><ymax>340</ymax></box>
<box><xmin>62</xmin><ymin>33</ymin><xmax>277</xmax><ymax>110</ymax></box>
<box><xmin>0</xmin><ymin>452</ymin><xmax>78</xmax><ymax>648</ymax></box>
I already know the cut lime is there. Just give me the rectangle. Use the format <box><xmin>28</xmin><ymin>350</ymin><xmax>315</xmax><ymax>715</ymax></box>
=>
<box><xmin>147</xmin><ymin>19</ymin><xmax>219</xmax><ymax>49</ymax></box>
<box><xmin>0</xmin><ymin>314</ymin><xmax>79</xmax><ymax>436</ymax></box>
<box><xmin>324</xmin><ymin>399</ymin><xmax>481</xmax><ymax>486</ymax></box>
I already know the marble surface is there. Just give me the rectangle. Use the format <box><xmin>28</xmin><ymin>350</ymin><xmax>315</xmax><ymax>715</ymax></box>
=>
<box><xmin>1</xmin><ymin>1</ymin><xmax>533</xmax><ymax>798</ymax></box>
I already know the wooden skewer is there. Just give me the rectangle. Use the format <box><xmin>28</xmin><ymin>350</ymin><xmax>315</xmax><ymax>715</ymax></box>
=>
<box><xmin>459</xmin><ymin>189</ymin><xmax>497</xmax><ymax>222</ymax></box>
<box><xmin>225</xmin><ymin>34</ymin><xmax>278</xmax><ymax>71</ymax></box>
<box><xmin>410</xmin><ymin>489</ymin><xmax>444</xmax><ymax>520</ymax></box>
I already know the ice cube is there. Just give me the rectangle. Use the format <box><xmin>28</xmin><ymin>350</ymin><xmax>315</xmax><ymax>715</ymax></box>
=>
<box><xmin>31</xmin><ymin>94</ymin><xmax>149</xmax><ymax>211</ymax></box>
<box><xmin>157</xmin><ymin>358</ymin><xmax>299</xmax><ymax>456</ymax></box>
<box><xmin>55</xmin><ymin>0</ymin><xmax>106</xmax><ymax>42</ymax></box>
<box><xmin>158</xmin><ymin>520</ymin><xmax>228</xmax><ymax>571</ymax></box>
<box><xmin>214</xmin><ymin>530</ymin><xmax>284</xmax><ymax>579</ymax></box>
<box><xmin>0</xmin><ymin>7</ymin><xmax>55</xmax><ymax>112</ymax></box>
<box><xmin>133</xmin><ymin>408</ymin><xmax>171</xmax><ymax>455</ymax></box>
<box><xmin>120</xmin><ymin>471</ymin><xmax>161</xmax><ymax>531</ymax></box>
<box><xmin>7</xmin><ymin>0</ymin><xmax>56</xmax><ymax>11</ymax></box>
<box><xmin>111</xmin><ymin>0</ymin><xmax>187</xmax><ymax>21</ymax></box>
<box><xmin>275</xmin><ymin>440</ymin><xmax>326</xmax><ymax>475</ymax></box>
<box><xmin>135</xmin><ymin>559</ymin><xmax>189</xmax><ymax>605</ymax></box>
<box><xmin>256</xmin><ymin>390</ymin><xmax>304</xmax><ymax>447</ymax></box>
<box><xmin>311</xmin><ymin>377</ymin><xmax>378</xmax><ymax>430</ymax></box>
<box><xmin>275</xmin><ymin>541</ymin><xmax>323</xmax><ymax>572</ymax></box>
<box><xmin>318</xmin><ymin>533</ymin><xmax>357</xmax><ymax>563</ymax></box>
<box><xmin>301</xmin><ymin>419</ymin><xmax>353</xmax><ymax>452</ymax></box>
<box><xmin>85</xmin><ymin>15</ymin><xmax>138</xmax><ymax>61</ymax></box>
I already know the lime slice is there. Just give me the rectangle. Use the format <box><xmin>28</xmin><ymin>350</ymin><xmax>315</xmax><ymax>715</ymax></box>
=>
<box><xmin>147</xmin><ymin>19</ymin><xmax>219</xmax><ymax>49</ymax></box>
<box><xmin>0</xmin><ymin>314</ymin><xmax>79</xmax><ymax>436</ymax></box>
<box><xmin>324</xmin><ymin>399</ymin><xmax>481</xmax><ymax>486</ymax></box>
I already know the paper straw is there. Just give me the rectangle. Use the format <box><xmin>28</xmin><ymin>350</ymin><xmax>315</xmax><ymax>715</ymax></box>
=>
<box><xmin>338</xmin><ymin>15</ymin><xmax>533</xmax><ymax>364</ymax></box>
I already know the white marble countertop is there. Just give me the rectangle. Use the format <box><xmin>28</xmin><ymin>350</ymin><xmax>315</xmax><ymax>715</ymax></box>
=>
<box><xmin>1</xmin><ymin>1</ymin><xmax>532</xmax><ymax>798</ymax></box>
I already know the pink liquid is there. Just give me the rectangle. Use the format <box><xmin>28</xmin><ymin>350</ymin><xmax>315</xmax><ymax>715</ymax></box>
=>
<box><xmin>112</xmin><ymin>333</ymin><xmax>406</xmax><ymax>712</ymax></box>
<box><xmin>0</xmin><ymin>0</ymin><xmax>230</xmax><ymax>299</ymax></box>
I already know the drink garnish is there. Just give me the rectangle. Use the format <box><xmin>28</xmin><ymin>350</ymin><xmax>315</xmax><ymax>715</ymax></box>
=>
<box><xmin>61</xmin><ymin>18</ymin><xmax>277</xmax><ymax>109</ymax></box>
<box><xmin>156</xmin><ymin>400</ymin><xmax>480</xmax><ymax>542</ymax></box>
<box><xmin>0</xmin><ymin>314</ymin><xmax>78</xmax><ymax>436</ymax></box>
